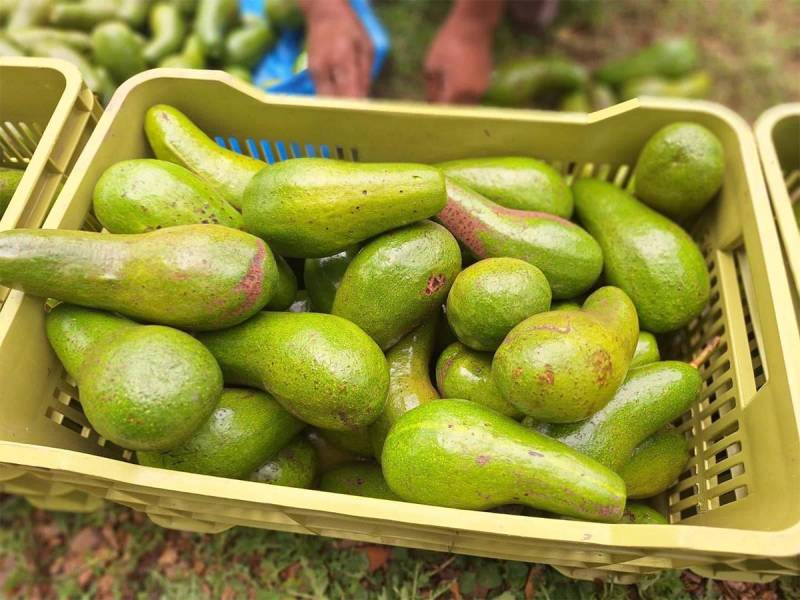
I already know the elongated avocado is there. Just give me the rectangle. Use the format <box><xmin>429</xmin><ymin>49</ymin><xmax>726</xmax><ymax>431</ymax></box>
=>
<box><xmin>597</xmin><ymin>38</ymin><xmax>698</xmax><ymax>85</ymax></box>
<box><xmin>620</xmin><ymin>428</ymin><xmax>690</xmax><ymax>498</ymax></box>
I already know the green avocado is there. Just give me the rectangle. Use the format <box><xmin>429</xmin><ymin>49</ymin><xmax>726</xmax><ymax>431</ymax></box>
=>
<box><xmin>8</xmin><ymin>29</ymin><xmax>92</xmax><ymax>53</ymax></box>
<box><xmin>319</xmin><ymin>462</ymin><xmax>401</xmax><ymax>501</ymax></box>
<box><xmin>573</xmin><ymin>178</ymin><xmax>710</xmax><ymax>333</ymax></box>
<box><xmin>303</xmin><ymin>246</ymin><xmax>358</xmax><ymax>313</ymax></box>
<box><xmin>437</xmin><ymin>157</ymin><xmax>573</xmax><ymax>218</ymax></box>
<box><xmin>119</xmin><ymin>0</ymin><xmax>152</xmax><ymax>28</ymax></box>
<box><xmin>559</xmin><ymin>90</ymin><xmax>590</xmax><ymax>112</ymax></box>
<box><xmin>370</xmin><ymin>317</ymin><xmax>440</xmax><ymax>457</ymax></box>
<box><xmin>137</xmin><ymin>388</ymin><xmax>304</xmax><ymax>478</ymax></box>
<box><xmin>6</xmin><ymin>0</ymin><xmax>51</xmax><ymax>31</ymax></box>
<box><xmin>143</xmin><ymin>2</ymin><xmax>186</xmax><ymax>65</ymax></box>
<box><xmin>485</xmin><ymin>57</ymin><xmax>588</xmax><ymax>107</ymax></box>
<box><xmin>250</xmin><ymin>435</ymin><xmax>318</xmax><ymax>488</ymax></box>
<box><xmin>159</xmin><ymin>33</ymin><xmax>205</xmax><ymax>69</ymax></box>
<box><xmin>620</xmin><ymin>503</ymin><xmax>668</xmax><ymax>524</ymax></box>
<box><xmin>633</xmin><ymin>122</ymin><xmax>725</xmax><ymax>221</ymax></box>
<box><xmin>243</xmin><ymin>158</ymin><xmax>447</xmax><ymax>258</ymax></box>
<box><xmin>31</xmin><ymin>41</ymin><xmax>110</xmax><ymax>97</ymax></box>
<box><xmin>48</xmin><ymin>0</ymin><xmax>116</xmax><ymax>30</ymax></box>
<box><xmin>46</xmin><ymin>304</ymin><xmax>222</xmax><ymax>452</ymax></box>
<box><xmin>382</xmin><ymin>399</ymin><xmax>625</xmax><ymax>521</ymax></box>
<box><xmin>306</xmin><ymin>429</ymin><xmax>360</xmax><ymax>473</ymax></box>
<box><xmin>620</xmin><ymin>428</ymin><xmax>690</xmax><ymax>499</ymax></box>
<box><xmin>224</xmin><ymin>15</ymin><xmax>274</xmax><ymax>68</ymax></box>
<box><xmin>0</xmin><ymin>167</ymin><xmax>23</xmax><ymax>218</ymax></box>
<box><xmin>446</xmin><ymin>257</ymin><xmax>551</xmax><ymax>351</ymax></box>
<box><xmin>319</xmin><ymin>427</ymin><xmax>374</xmax><ymax>458</ymax></box>
<box><xmin>493</xmin><ymin>286</ymin><xmax>638</xmax><ymax>423</ymax></box>
<box><xmin>332</xmin><ymin>221</ymin><xmax>461</xmax><ymax>350</ymax></box>
<box><xmin>0</xmin><ymin>225</ymin><xmax>278</xmax><ymax>331</ymax></box>
<box><xmin>597</xmin><ymin>38</ymin><xmax>698</xmax><ymax>86</ymax></box>
<box><xmin>145</xmin><ymin>104</ymin><xmax>265</xmax><ymax>210</ymax></box>
<box><xmin>197</xmin><ymin>312</ymin><xmax>389</xmax><ymax>431</ymax></box>
<box><xmin>0</xmin><ymin>36</ymin><xmax>26</xmax><ymax>57</ymax></box>
<box><xmin>435</xmin><ymin>342</ymin><xmax>520</xmax><ymax>418</ymax></box>
<box><xmin>631</xmin><ymin>331</ymin><xmax>660</xmax><ymax>368</ymax></box>
<box><xmin>550</xmin><ymin>300</ymin><xmax>581</xmax><ymax>311</ymax></box>
<box><xmin>536</xmin><ymin>361</ymin><xmax>701</xmax><ymax>471</ymax></box>
<box><xmin>92</xmin><ymin>159</ymin><xmax>242</xmax><ymax>234</ymax></box>
<box><xmin>620</xmin><ymin>71</ymin><xmax>711</xmax><ymax>102</ymax></box>
<box><xmin>267</xmin><ymin>0</ymin><xmax>303</xmax><ymax>29</ymax></box>
<box><xmin>194</xmin><ymin>0</ymin><xmax>238</xmax><ymax>58</ymax></box>
<box><xmin>91</xmin><ymin>22</ymin><xmax>146</xmax><ymax>85</ymax></box>
<box><xmin>438</xmin><ymin>180</ymin><xmax>602</xmax><ymax>299</ymax></box>
<box><xmin>266</xmin><ymin>255</ymin><xmax>298</xmax><ymax>310</ymax></box>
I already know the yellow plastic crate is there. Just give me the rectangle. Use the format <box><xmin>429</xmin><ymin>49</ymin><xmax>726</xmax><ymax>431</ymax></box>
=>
<box><xmin>1</xmin><ymin>70</ymin><xmax>798</xmax><ymax>582</ymax></box>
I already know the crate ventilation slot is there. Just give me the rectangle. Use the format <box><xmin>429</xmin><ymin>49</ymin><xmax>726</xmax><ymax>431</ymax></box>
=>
<box><xmin>0</xmin><ymin>120</ymin><xmax>43</xmax><ymax>164</ymax></box>
<box><xmin>216</xmin><ymin>136</ymin><xmax>360</xmax><ymax>164</ymax></box>
<box><xmin>734</xmin><ymin>249</ymin><xmax>767</xmax><ymax>390</ymax></box>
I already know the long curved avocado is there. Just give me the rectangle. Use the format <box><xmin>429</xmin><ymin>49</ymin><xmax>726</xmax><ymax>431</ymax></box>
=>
<box><xmin>382</xmin><ymin>399</ymin><xmax>626</xmax><ymax>521</ymax></box>
<box><xmin>250</xmin><ymin>435</ymin><xmax>318</xmax><ymax>488</ymax></box>
<box><xmin>137</xmin><ymin>388</ymin><xmax>305</xmax><ymax>479</ymax></box>
<box><xmin>620</xmin><ymin>428</ymin><xmax>690</xmax><ymax>498</ymax></box>
<box><xmin>0</xmin><ymin>225</ymin><xmax>278</xmax><ymax>331</ymax></box>
<box><xmin>242</xmin><ymin>158</ymin><xmax>447</xmax><ymax>258</ymax></box>
<box><xmin>197</xmin><ymin>312</ymin><xmax>389</xmax><ymax>431</ymax></box>
<box><xmin>319</xmin><ymin>462</ymin><xmax>401</xmax><ymax>501</ymax></box>
<box><xmin>46</xmin><ymin>304</ymin><xmax>223</xmax><ymax>452</ymax></box>
<box><xmin>437</xmin><ymin>179</ymin><xmax>602</xmax><ymax>299</ymax></box>
<box><xmin>573</xmin><ymin>178</ymin><xmax>710</xmax><ymax>333</ymax></box>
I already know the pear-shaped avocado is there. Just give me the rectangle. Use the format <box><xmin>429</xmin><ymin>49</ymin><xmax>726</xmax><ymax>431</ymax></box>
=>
<box><xmin>437</xmin><ymin>157</ymin><xmax>573</xmax><ymax>217</ymax></box>
<box><xmin>145</xmin><ymin>104</ymin><xmax>265</xmax><ymax>209</ymax></box>
<box><xmin>620</xmin><ymin>428</ymin><xmax>690</xmax><ymax>499</ymax></box>
<box><xmin>0</xmin><ymin>225</ymin><xmax>278</xmax><ymax>331</ymax></box>
<box><xmin>573</xmin><ymin>178</ymin><xmax>710</xmax><ymax>333</ymax></box>
<box><xmin>446</xmin><ymin>257</ymin><xmax>551</xmax><ymax>351</ymax></box>
<box><xmin>493</xmin><ymin>287</ymin><xmax>638</xmax><ymax>423</ymax></box>
<box><xmin>631</xmin><ymin>331</ymin><xmax>660</xmax><ymax>368</ymax></box>
<box><xmin>242</xmin><ymin>158</ymin><xmax>447</xmax><ymax>257</ymax></box>
<box><xmin>92</xmin><ymin>159</ymin><xmax>243</xmax><ymax>234</ymax></box>
<box><xmin>266</xmin><ymin>255</ymin><xmax>298</xmax><ymax>310</ymax></box>
<box><xmin>250</xmin><ymin>436</ymin><xmax>318</xmax><ymax>488</ymax></box>
<box><xmin>303</xmin><ymin>246</ymin><xmax>359</xmax><ymax>313</ymax></box>
<box><xmin>438</xmin><ymin>180</ymin><xmax>602</xmax><ymax>299</ymax></box>
<box><xmin>332</xmin><ymin>221</ymin><xmax>461</xmax><ymax>350</ymax></box>
<box><xmin>370</xmin><ymin>318</ymin><xmax>440</xmax><ymax>457</ymax></box>
<box><xmin>620</xmin><ymin>503</ymin><xmax>668</xmax><ymax>524</ymax></box>
<box><xmin>382</xmin><ymin>400</ymin><xmax>625</xmax><ymax>521</ymax></box>
<box><xmin>46</xmin><ymin>304</ymin><xmax>223</xmax><ymax>452</ymax></box>
<box><xmin>633</xmin><ymin>122</ymin><xmax>725</xmax><ymax>221</ymax></box>
<box><xmin>137</xmin><ymin>388</ymin><xmax>304</xmax><ymax>478</ymax></box>
<box><xmin>536</xmin><ymin>361</ymin><xmax>701</xmax><ymax>471</ymax></box>
<box><xmin>435</xmin><ymin>342</ymin><xmax>520</xmax><ymax>418</ymax></box>
<box><xmin>597</xmin><ymin>38</ymin><xmax>697</xmax><ymax>85</ymax></box>
<box><xmin>197</xmin><ymin>312</ymin><xmax>389</xmax><ymax>431</ymax></box>
<box><xmin>319</xmin><ymin>462</ymin><xmax>401</xmax><ymax>500</ymax></box>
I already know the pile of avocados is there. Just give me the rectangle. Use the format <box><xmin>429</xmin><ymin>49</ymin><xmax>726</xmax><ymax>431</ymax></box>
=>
<box><xmin>0</xmin><ymin>105</ymin><xmax>726</xmax><ymax>526</ymax></box>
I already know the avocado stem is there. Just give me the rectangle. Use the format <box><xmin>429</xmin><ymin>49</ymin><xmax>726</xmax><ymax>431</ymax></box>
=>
<box><xmin>690</xmin><ymin>335</ymin><xmax>721</xmax><ymax>369</ymax></box>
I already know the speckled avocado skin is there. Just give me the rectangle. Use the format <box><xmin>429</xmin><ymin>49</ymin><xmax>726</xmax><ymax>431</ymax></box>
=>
<box><xmin>437</xmin><ymin>157</ymin><xmax>573</xmax><ymax>218</ymax></box>
<box><xmin>446</xmin><ymin>257</ymin><xmax>551</xmax><ymax>351</ymax></box>
<box><xmin>382</xmin><ymin>399</ymin><xmax>625</xmax><ymax>521</ymax></box>
<box><xmin>370</xmin><ymin>318</ymin><xmax>440</xmax><ymax>457</ymax></box>
<box><xmin>320</xmin><ymin>427</ymin><xmax>374</xmax><ymax>458</ymax></box>
<box><xmin>266</xmin><ymin>255</ymin><xmax>298</xmax><ymax>310</ymax></box>
<box><xmin>437</xmin><ymin>180</ymin><xmax>602</xmax><ymax>299</ymax></box>
<box><xmin>435</xmin><ymin>342</ymin><xmax>520</xmax><ymax>418</ymax></box>
<box><xmin>634</xmin><ymin>122</ymin><xmax>725</xmax><ymax>221</ymax></box>
<box><xmin>536</xmin><ymin>361</ymin><xmax>701</xmax><ymax>471</ymax></box>
<box><xmin>137</xmin><ymin>388</ymin><xmax>304</xmax><ymax>478</ymax></box>
<box><xmin>92</xmin><ymin>159</ymin><xmax>243</xmax><ymax>234</ymax></box>
<box><xmin>303</xmin><ymin>246</ymin><xmax>358</xmax><ymax>313</ymax></box>
<box><xmin>242</xmin><ymin>158</ymin><xmax>447</xmax><ymax>258</ymax></box>
<box><xmin>197</xmin><ymin>312</ymin><xmax>389</xmax><ymax>431</ymax></box>
<box><xmin>145</xmin><ymin>104</ymin><xmax>265</xmax><ymax>209</ymax></box>
<box><xmin>492</xmin><ymin>287</ymin><xmax>638</xmax><ymax>423</ymax></box>
<box><xmin>250</xmin><ymin>435</ymin><xmax>318</xmax><ymax>488</ymax></box>
<box><xmin>46</xmin><ymin>304</ymin><xmax>223</xmax><ymax>452</ymax></box>
<box><xmin>573</xmin><ymin>178</ymin><xmax>710</xmax><ymax>333</ymax></box>
<box><xmin>630</xmin><ymin>331</ymin><xmax>660</xmax><ymax>368</ymax></box>
<box><xmin>620</xmin><ymin>428</ymin><xmax>690</xmax><ymax>498</ymax></box>
<box><xmin>332</xmin><ymin>221</ymin><xmax>461</xmax><ymax>350</ymax></box>
<box><xmin>319</xmin><ymin>462</ymin><xmax>401</xmax><ymax>500</ymax></box>
<box><xmin>620</xmin><ymin>503</ymin><xmax>668</xmax><ymax>524</ymax></box>
<box><xmin>0</xmin><ymin>225</ymin><xmax>278</xmax><ymax>331</ymax></box>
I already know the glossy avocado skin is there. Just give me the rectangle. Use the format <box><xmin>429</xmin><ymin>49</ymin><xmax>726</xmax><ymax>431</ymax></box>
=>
<box><xmin>319</xmin><ymin>462</ymin><xmax>401</xmax><ymax>500</ymax></box>
<box><xmin>0</xmin><ymin>225</ymin><xmax>278</xmax><ymax>331</ymax></box>
<box><xmin>438</xmin><ymin>180</ymin><xmax>602</xmax><ymax>299</ymax></box>
<box><xmin>631</xmin><ymin>331</ymin><xmax>661</xmax><ymax>368</ymax></box>
<box><xmin>620</xmin><ymin>428</ymin><xmax>690</xmax><ymax>499</ymax></box>
<box><xmin>437</xmin><ymin>157</ymin><xmax>573</xmax><ymax>218</ymax></box>
<box><xmin>250</xmin><ymin>436</ymin><xmax>318</xmax><ymax>488</ymax></box>
<box><xmin>620</xmin><ymin>503</ymin><xmax>668</xmax><ymax>524</ymax></box>
<box><xmin>435</xmin><ymin>342</ymin><xmax>520</xmax><ymax>418</ymax></box>
<box><xmin>446</xmin><ymin>257</ymin><xmax>551</xmax><ymax>351</ymax></box>
<box><xmin>145</xmin><ymin>104</ymin><xmax>265</xmax><ymax>209</ymax></box>
<box><xmin>537</xmin><ymin>361</ymin><xmax>701</xmax><ymax>471</ymax></box>
<box><xmin>370</xmin><ymin>318</ymin><xmax>440</xmax><ymax>457</ymax></box>
<box><xmin>634</xmin><ymin>122</ymin><xmax>725</xmax><ymax>221</ymax></box>
<box><xmin>573</xmin><ymin>178</ymin><xmax>710</xmax><ymax>333</ymax></box>
<box><xmin>137</xmin><ymin>388</ymin><xmax>304</xmax><ymax>478</ymax></box>
<box><xmin>303</xmin><ymin>246</ymin><xmax>358</xmax><ymax>313</ymax></box>
<box><xmin>46</xmin><ymin>304</ymin><xmax>223</xmax><ymax>452</ymax></box>
<box><xmin>197</xmin><ymin>312</ymin><xmax>389</xmax><ymax>431</ymax></box>
<box><xmin>493</xmin><ymin>287</ymin><xmax>638</xmax><ymax>423</ymax></box>
<box><xmin>332</xmin><ymin>221</ymin><xmax>461</xmax><ymax>350</ymax></box>
<box><xmin>382</xmin><ymin>400</ymin><xmax>625</xmax><ymax>521</ymax></box>
<box><xmin>266</xmin><ymin>255</ymin><xmax>299</xmax><ymax>311</ymax></box>
<box><xmin>243</xmin><ymin>158</ymin><xmax>447</xmax><ymax>258</ymax></box>
<box><xmin>92</xmin><ymin>159</ymin><xmax>243</xmax><ymax>234</ymax></box>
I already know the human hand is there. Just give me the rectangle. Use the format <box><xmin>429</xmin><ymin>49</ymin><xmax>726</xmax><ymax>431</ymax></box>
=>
<box><xmin>300</xmin><ymin>0</ymin><xmax>374</xmax><ymax>97</ymax></box>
